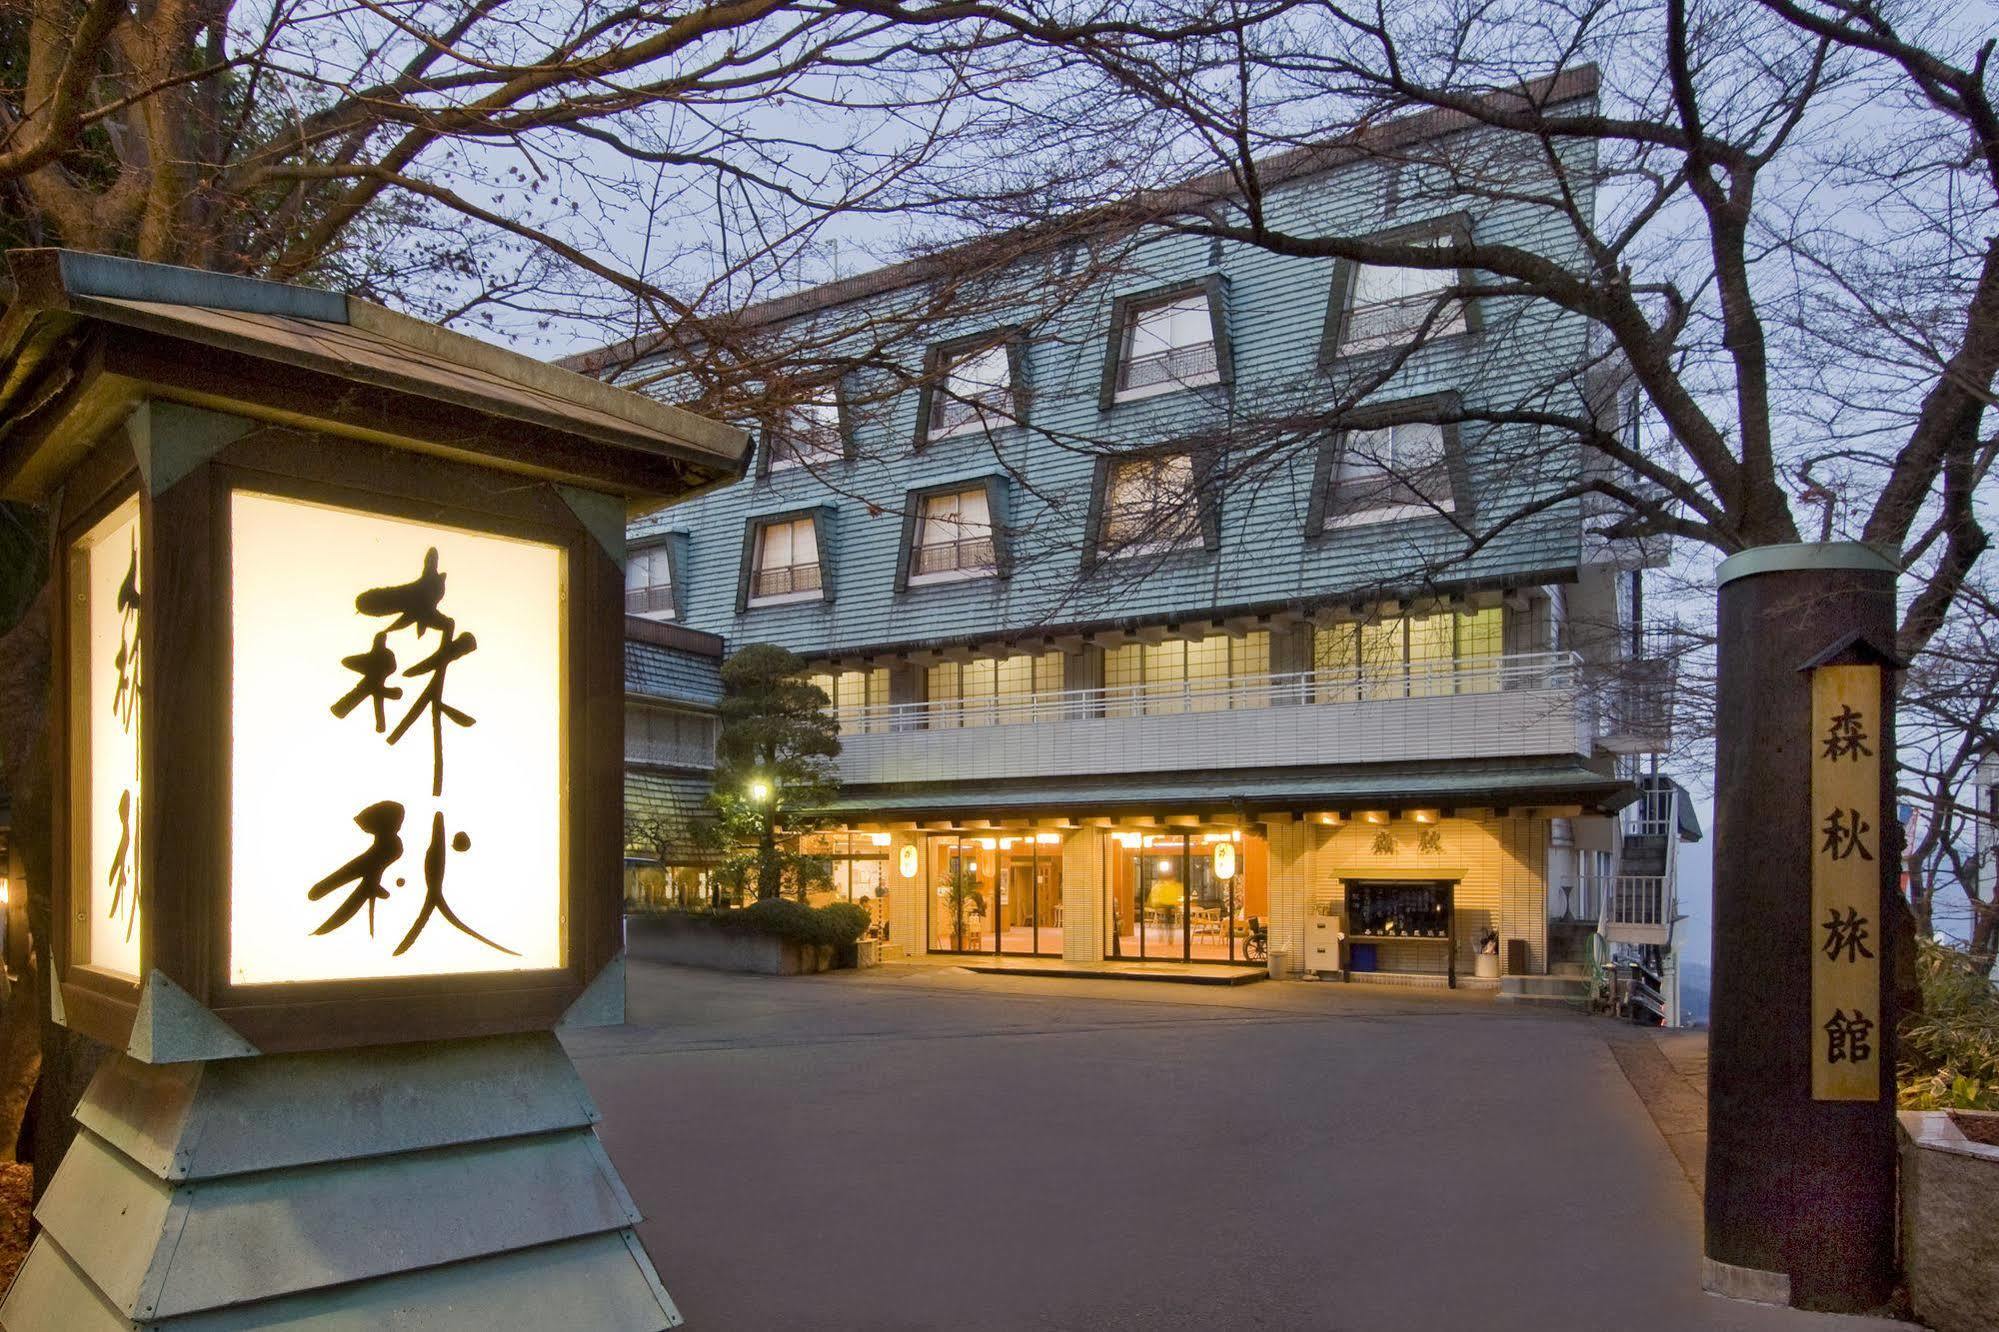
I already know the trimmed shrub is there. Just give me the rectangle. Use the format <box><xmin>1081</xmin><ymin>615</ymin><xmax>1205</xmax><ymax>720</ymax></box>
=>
<box><xmin>642</xmin><ymin>899</ymin><xmax>872</xmax><ymax>951</ymax></box>
<box><xmin>814</xmin><ymin>901</ymin><xmax>872</xmax><ymax>948</ymax></box>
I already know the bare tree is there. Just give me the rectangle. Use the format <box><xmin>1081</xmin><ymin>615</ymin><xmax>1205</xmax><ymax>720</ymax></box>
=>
<box><xmin>1898</xmin><ymin>575</ymin><xmax>1999</xmax><ymax>965</ymax></box>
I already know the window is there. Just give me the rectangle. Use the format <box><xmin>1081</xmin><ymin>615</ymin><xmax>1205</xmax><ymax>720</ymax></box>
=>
<box><xmin>767</xmin><ymin>399</ymin><xmax>843</xmax><ymax>472</ymax></box>
<box><xmin>625</xmin><ymin>544</ymin><xmax>674</xmax><ymax>618</ymax></box>
<box><xmin>1100</xmin><ymin>453</ymin><xmax>1202</xmax><ymax>557</ymax></box>
<box><xmin>750</xmin><ymin>517</ymin><xmax>822</xmax><ymax>604</ymax></box>
<box><xmin>1325</xmin><ymin>419</ymin><xmax>1456</xmax><ymax>525</ymax></box>
<box><xmin>1117</xmin><ymin>293</ymin><xmax>1219</xmax><ymax>399</ymax></box>
<box><xmin>1313</xmin><ymin>608</ymin><xmax>1504</xmax><ymax>701</ymax></box>
<box><xmin>1104</xmin><ymin>632</ymin><xmax>1270</xmax><ymax>716</ymax></box>
<box><xmin>1329</xmin><ymin>231</ymin><xmax>1471</xmax><ymax>357</ymax></box>
<box><xmin>924</xmin><ymin>652</ymin><xmax>1063</xmax><ymax>728</ymax></box>
<box><xmin>929</xmin><ymin>342</ymin><xmax>1014</xmax><ymax>438</ymax></box>
<box><xmin>809</xmin><ymin>667</ymin><xmax>890</xmax><ymax>733</ymax></box>
<box><xmin>911</xmin><ymin>488</ymin><xmax>996</xmax><ymax>581</ymax></box>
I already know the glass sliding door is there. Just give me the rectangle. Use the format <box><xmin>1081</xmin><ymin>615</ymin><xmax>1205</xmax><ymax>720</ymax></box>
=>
<box><xmin>1106</xmin><ymin>831</ymin><xmax>1263</xmax><ymax>964</ymax></box>
<box><xmin>926</xmin><ymin>831</ymin><xmax>1064</xmax><ymax>956</ymax></box>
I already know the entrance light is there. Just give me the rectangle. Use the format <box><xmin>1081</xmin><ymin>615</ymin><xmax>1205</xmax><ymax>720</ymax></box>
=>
<box><xmin>747</xmin><ymin>777</ymin><xmax>773</xmax><ymax>804</ymax></box>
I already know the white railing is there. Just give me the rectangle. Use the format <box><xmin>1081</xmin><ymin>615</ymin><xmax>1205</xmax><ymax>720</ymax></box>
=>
<box><xmin>832</xmin><ymin>651</ymin><xmax>1580</xmax><ymax>733</ymax></box>
<box><xmin>1604</xmin><ymin>875</ymin><xmax>1670</xmax><ymax>929</ymax></box>
<box><xmin>1624</xmin><ymin>781</ymin><xmax>1678</xmax><ymax>839</ymax></box>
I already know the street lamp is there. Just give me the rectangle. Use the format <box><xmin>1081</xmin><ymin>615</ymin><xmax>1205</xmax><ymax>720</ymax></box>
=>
<box><xmin>747</xmin><ymin>776</ymin><xmax>774</xmax><ymax>805</ymax></box>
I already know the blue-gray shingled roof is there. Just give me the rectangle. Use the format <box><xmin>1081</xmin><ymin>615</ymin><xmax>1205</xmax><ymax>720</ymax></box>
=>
<box><xmin>624</xmin><ymin>638</ymin><xmax>724</xmax><ymax>707</ymax></box>
<box><xmin>624</xmin><ymin>768</ymin><xmax>717</xmax><ymax>859</ymax></box>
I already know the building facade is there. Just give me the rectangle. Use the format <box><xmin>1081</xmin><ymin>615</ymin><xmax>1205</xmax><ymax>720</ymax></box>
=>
<box><xmin>602</xmin><ymin>68</ymin><xmax>1692</xmax><ymax>995</ymax></box>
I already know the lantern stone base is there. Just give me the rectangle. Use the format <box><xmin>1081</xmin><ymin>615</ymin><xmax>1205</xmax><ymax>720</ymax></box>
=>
<box><xmin>0</xmin><ymin>1031</ymin><xmax>680</xmax><ymax>1329</ymax></box>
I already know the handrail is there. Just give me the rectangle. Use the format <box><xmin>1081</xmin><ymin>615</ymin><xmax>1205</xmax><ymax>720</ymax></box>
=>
<box><xmin>833</xmin><ymin>650</ymin><xmax>1581</xmax><ymax>733</ymax></box>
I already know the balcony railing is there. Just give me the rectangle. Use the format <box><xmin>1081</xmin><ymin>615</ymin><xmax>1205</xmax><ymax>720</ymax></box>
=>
<box><xmin>1120</xmin><ymin>341</ymin><xmax>1218</xmax><ymax>392</ymax></box>
<box><xmin>751</xmin><ymin>562</ymin><xmax>823</xmax><ymax>600</ymax></box>
<box><xmin>625</xmin><ymin>584</ymin><xmax>676</xmax><ymax>615</ymax></box>
<box><xmin>1606</xmin><ymin>875</ymin><xmax>1670</xmax><ymax>930</ymax></box>
<box><xmin>832</xmin><ymin>652</ymin><xmax>1587</xmax><ymax>784</ymax></box>
<box><xmin>911</xmin><ymin>535</ymin><xmax>996</xmax><ymax>577</ymax></box>
<box><xmin>833</xmin><ymin>652</ymin><xmax>1578</xmax><ymax>733</ymax></box>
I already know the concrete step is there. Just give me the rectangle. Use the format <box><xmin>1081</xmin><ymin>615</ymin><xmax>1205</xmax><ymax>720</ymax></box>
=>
<box><xmin>1498</xmin><ymin>975</ymin><xmax>1590</xmax><ymax>1009</ymax></box>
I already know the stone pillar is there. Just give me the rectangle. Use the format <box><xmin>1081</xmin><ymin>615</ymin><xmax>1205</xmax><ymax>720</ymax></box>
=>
<box><xmin>1061</xmin><ymin>829</ymin><xmax>1102</xmax><ymax>962</ymax></box>
<box><xmin>1263</xmin><ymin>816</ymin><xmax>1320</xmax><ymax>973</ymax></box>
<box><xmin>1705</xmin><ymin>542</ymin><xmax>1903</xmax><ymax>1313</ymax></box>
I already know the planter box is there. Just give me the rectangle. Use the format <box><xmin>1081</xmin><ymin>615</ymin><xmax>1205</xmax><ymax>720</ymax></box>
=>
<box><xmin>625</xmin><ymin>913</ymin><xmax>836</xmax><ymax>976</ymax></box>
<box><xmin>1900</xmin><ymin>1110</ymin><xmax>1999</xmax><ymax>1332</ymax></box>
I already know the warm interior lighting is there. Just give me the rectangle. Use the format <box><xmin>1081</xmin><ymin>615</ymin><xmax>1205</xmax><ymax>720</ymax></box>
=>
<box><xmin>1113</xmin><ymin>831</ymin><xmax>1142</xmax><ymax>848</ymax></box>
<box><xmin>1360</xmin><ymin>810</ymin><xmax>1388</xmax><ymax>825</ymax></box>
<box><xmin>978</xmin><ymin>837</ymin><xmax>998</xmax><ymax>850</ymax></box>
<box><xmin>229</xmin><ymin>493</ymin><xmax>564</xmax><ymax>985</ymax></box>
<box><xmin>999</xmin><ymin>837</ymin><xmax>1016</xmax><ymax>850</ymax></box>
<box><xmin>75</xmin><ymin>495</ymin><xmax>143</xmax><ymax>979</ymax></box>
<box><xmin>1410</xmin><ymin>809</ymin><xmax>1440</xmax><ymax>824</ymax></box>
<box><xmin>869</xmin><ymin>832</ymin><xmax>892</xmax><ymax>848</ymax></box>
<box><xmin>1035</xmin><ymin>832</ymin><xmax>1062</xmax><ymax>845</ymax></box>
<box><xmin>1156</xmin><ymin>858</ymin><xmax>1174</xmax><ymax>874</ymax></box>
<box><xmin>0</xmin><ymin>878</ymin><xmax>10</xmax><ymax>907</ymax></box>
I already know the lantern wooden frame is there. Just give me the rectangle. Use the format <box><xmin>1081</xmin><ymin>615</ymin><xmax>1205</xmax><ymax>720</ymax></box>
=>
<box><xmin>48</xmin><ymin>423</ymin><xmax>629</xmax><ymax>1055</ymax></box>
<box><xmin>3</xmin><ymin>248</ymin><xmax>747</xmax><ymax>1059</ymax></box>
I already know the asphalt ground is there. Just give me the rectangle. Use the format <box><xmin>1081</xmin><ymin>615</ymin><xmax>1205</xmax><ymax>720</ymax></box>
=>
<box><xmin>565</xmin><ymin>961</ymin><xmax>1914</xmax><ymax>1331</ymax></box>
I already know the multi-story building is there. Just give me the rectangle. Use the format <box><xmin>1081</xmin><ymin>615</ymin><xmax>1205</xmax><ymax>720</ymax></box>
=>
<box><xmin>595</xmin><ymin>67</ymin><xmax>1695</xmax><ymax>996</ymax></box>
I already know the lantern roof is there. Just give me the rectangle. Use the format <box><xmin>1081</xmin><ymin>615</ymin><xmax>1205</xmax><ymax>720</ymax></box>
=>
<box><xmin>0</xmin><ymin>249</ymin><xmax>748</xmax><ymax>510</ymax></box>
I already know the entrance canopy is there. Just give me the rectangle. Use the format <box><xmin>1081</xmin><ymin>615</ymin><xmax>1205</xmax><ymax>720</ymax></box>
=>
<box><xmin>826</xmin><ymin>758</ymin><xmax>1632</xmax><ymax>825</ymax></box>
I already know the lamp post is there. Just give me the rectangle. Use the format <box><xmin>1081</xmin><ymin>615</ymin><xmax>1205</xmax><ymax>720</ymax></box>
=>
<box><xmin>0</xmin><ymin>249</ymin><xmax>748</xmax><ymax>1327</ymax></box>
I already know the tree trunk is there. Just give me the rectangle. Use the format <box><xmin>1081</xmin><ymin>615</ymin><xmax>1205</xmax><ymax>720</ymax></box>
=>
<box><xmin>756</xmin><ymin>815</ymin><xmax>780</xmax><ymax>902</ymax></box>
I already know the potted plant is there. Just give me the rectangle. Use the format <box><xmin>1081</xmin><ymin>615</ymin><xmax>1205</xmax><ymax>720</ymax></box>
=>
<box><xmin>1474</xmin><ymin>927</ymin><xmax>1502</xmax><ymax>979</ymax></box>
<box><xmin>944</xmin><ymin>868</ymin><xmax>987</xmax><ymax>948</ymax></box>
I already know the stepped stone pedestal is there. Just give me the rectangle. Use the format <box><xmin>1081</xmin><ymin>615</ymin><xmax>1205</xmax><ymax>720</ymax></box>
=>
<box><xmin>0</xmin><ymin>1028</ymin><xmax>679</xmax><ymax>1330</ymax></box>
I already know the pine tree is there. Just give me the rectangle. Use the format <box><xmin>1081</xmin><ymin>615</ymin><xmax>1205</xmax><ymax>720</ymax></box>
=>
<box><xmin>709</xmin><ymin>644</ymin><xmax>840</xmax><ymax>903</ymax></box>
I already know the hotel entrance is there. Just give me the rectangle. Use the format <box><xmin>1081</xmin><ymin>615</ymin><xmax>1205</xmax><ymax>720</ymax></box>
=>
<box><xmin>926</xmin><ymin>832</ymin><xmax>1065</xmax><ymax>956</ymax></box>
<box><xmin>1105</xmin><ymin>832</ymin><xmax>1265</xmax><ymax>964</ymax></box>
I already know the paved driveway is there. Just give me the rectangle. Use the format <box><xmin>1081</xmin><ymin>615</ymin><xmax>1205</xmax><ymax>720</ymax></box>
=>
<box><xmin>565</xmin><ymin>962</ymin><xmax>1909</xmax><ymax>1331</ymax></box>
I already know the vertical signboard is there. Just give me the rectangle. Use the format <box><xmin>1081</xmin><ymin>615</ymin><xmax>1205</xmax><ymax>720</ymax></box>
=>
<box><xmin>1810</xmin><ymin>663</ymin><xmax>1883</xmax><ymax>1102</ymax></box>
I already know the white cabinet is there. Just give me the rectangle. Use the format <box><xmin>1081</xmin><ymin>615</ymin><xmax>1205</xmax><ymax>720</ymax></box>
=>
<box><xmin>1304</xmin><ymin>915</ymin><xmax>1344</xmax><ymax>974</ymax></box>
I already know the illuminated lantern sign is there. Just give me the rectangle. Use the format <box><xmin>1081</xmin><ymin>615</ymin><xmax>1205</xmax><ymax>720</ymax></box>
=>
<box><xmin>3</xmin><ymin>249</ymin><xmax>748</xmax><ymax>1058</ymax></box>
<box><xmin>1211</xmin><ymin>841</ymin><xmax>1237</xmax><ymax>882</ymax></box>
<box><xmin>231</xmin><ymin>495</ymin><xmax>566</xmax><ymax>985</ymax></box>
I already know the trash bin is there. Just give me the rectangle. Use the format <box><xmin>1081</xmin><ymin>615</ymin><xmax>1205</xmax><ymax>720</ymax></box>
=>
<box><xmin>1267</xmin><ymin>949</ymin><xmax>1290</xmax><ymax>979</ymax></box>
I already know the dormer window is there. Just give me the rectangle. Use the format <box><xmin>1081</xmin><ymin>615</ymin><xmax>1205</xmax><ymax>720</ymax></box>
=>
<box><xmin>1324</xmin><ymin>420</ymin><xmax>1456</xmax><ymax>526</ymax></box>
<box><xmin>748</xmin><ymin>516</ymin><xmax>822</xmax><ymax>605</ymax></box>
<box><xmin>1117</xmin><ymin>293</ymin><xmax>1219</xmax><ymax>398</ymax></box>
<box><xmin>624</xmin><ymin>543</ymin><xmax>676</xmax><ymax>619</ymax></box>
<box><xmin>911</xmin><ymin>488</ymin><xmax>996</xmax><ymax>582</ymax></box>
<box><xmin>767</xmin><ymin>398</ymin><xmax>844</xmax><ymax>472</ymax></box>
<box><xmin>1100</xmin><ymin>453</ymin><xmax>1203</xmax><ymax>558</ymax></box>
<box><xmin>928</xmin><ymin>342</ymin><xmax>1014</xmax><ymax>439</ymax></box>
<box><xmin>1099</xmin><ymin>278</ymin><xmax>1232</xmax><ymax>408</ymax></box>
<box><xmin>1321</xmin><ymin>215</ymin><xmax>1478</xmax><ymax>361</ymax></box>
